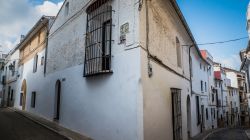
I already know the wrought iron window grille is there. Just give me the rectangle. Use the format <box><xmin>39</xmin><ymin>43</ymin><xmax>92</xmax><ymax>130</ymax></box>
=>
<box><xmin>84</xmin><ymin>0</ymin><xmax>115</xmax><ymax>77</ymax></box>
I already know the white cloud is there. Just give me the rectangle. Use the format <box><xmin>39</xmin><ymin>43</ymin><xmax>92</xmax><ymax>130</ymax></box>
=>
<box><xmin>215</xmin><ymin>55</ymin><xmax>241</xmax><ymax>70</ymax></box>
<box><xmin>36</xmin><ymin>1</ymin><xmax>63</xmax><ymax>16</ymax></box>
<box><xmin>0</xmin><ymin>0</ymin><xmax>63</xmax><ymax>53</ymax></box>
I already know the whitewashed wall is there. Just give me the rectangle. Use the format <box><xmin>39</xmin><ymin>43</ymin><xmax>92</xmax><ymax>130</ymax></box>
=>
<box><xmin>44</xmin><ymin>0</ymin><xmax>142</xmax><ymax>140</ymax></box>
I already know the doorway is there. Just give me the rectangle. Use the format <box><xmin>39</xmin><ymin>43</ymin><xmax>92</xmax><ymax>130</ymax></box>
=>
<box><xmin>54</xmin><ymin>80</ymin><xmax>61</xmax><ymax>121</ymax></box>
<box><xmin>21</xmin><ymin>79</ymin><xmax>27</xmax><ymax>110</ymax></box>
<box><xmin>187</xmin><ymin>95</ymin><xmax>191</xmax><ymax>138</ymax></box>
<box><xmin>201</xmin><ymin>105</ymin><xmax>204</xmax><ymax>133</ymax></box>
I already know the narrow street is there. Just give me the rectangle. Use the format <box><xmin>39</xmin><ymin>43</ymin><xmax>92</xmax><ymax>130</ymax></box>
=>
<box><xmin>0</xmin><ymin>108</ymin><xmax>67</xmax><ymax>140</ymax></box>
<box><xmin>206</xmin><ymin>128</ymin><xmax>249</xmax><ymax>140</ymax></box>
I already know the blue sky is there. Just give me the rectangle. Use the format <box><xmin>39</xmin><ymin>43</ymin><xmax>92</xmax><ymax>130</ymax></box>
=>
<box><xmin>29</xmin><ymin>0</ymin><xmax>63</xmax><ymax>5</ymax></box>
<box><xmin>177</xmin><ymin>0</ymin><xmax>249</xmax><ymax>70</ymax></box>
<box><xmin>0</xmin><ymin>0</ymin><xmax>63</xmax><ymax>53</ymax></box>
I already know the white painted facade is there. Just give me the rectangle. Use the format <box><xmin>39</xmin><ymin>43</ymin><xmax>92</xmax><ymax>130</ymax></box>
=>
<box><xmin>2</xmin><ymin>49</ymin><xmax>20</xmax><ymax>107</ymax></box>
<box><xmin>1</xmin><ymin>0</ymin><xmax>236</xmax><ymax>140</ymax></box>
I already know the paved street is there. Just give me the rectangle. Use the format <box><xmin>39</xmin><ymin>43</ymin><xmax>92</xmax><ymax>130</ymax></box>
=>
<box><xmin>206</xmin><ymin>128</ymin><xmax>249</xmax><ymax>140</ymax></box>
<box><xmin>0</xmin><ymin>108</ymin><xmax>67</xmax><ymax>140</ymax></box>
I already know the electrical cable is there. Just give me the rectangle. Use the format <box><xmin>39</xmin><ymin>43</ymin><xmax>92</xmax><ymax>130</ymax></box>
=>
<box><xmin>183</xmin><ymin>37</ymin><xmax>248</xmax><ymax>46</ymax></box>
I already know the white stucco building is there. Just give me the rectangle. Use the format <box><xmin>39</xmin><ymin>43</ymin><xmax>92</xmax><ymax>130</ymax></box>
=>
<box><xmin>5</xmin><ymin>0</ymin><xmax>213</xmax><ymax>140</ymax></box>
<box><xmin>1</xmin><ymin>47</ymin><xmax>20</xmax><ymax>107</ymax></box>
<box><xmin>1</xmin><ymin>0</ymin><xmax>237</xmax><ymax>140</ymax></box>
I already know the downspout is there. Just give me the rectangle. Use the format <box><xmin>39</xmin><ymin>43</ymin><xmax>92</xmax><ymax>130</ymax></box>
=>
<box><xmin>145</xmin><ymin>0</ymin><xmax>151</xmax><ymax>77</ymax></box>
<box><xmin>189</xmin><ymin>45</ymin><xmax>194</xmax><ymax>95</ymax></box>
<box><xmin>44</xmin><ymin>22</ymin><xmax>49</xmax><ymax>77</ymax></box>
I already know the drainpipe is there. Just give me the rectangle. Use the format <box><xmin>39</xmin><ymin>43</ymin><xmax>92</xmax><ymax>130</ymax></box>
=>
<box><xmin>145</xmin><ymin>0</ymin><xmax>152</xmax><ymax>77</ymax></box>
<box><xmin>189</xmin><ymin>45</ymin><xmax>194</xmax><ymax>95</ymax></box>
<box><xmin>44</xmin><ymin>22</ymin><xmax>49</xmax><ymax>77</ymax></box>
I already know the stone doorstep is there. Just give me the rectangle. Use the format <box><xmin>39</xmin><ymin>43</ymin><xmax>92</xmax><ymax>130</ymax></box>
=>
<box><xmin>8</xmin><ymin>107</ymin><xmax>92</xmax><ymax>140</ymax></box>
<box><xmin>190</xmin><ymin>128</ymin><xmax>226</xmax><ymax>140</ymax></box>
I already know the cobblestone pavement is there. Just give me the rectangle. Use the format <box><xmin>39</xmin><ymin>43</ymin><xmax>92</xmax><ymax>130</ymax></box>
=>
<box><xmin>0</xmin><ymin>108</ymin><xmax>67</xmax><ymax>140</ymax></box>
<box><xmin>206</xmin><ymin>128</ymin><xmax>249</xmax><ymax>140</ymax></box>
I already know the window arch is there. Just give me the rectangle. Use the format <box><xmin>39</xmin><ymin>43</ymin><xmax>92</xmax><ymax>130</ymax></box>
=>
<box><xmin>176</xmin><ymin>37</ymin><xmax>182</xmax><ymax>68</ymax></box>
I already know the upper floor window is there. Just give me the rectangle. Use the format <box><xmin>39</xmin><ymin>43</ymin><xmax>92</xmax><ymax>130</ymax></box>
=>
<box><xmin>176</xmin><ymin>37</ymin><xmax>182</xmax><ymax>68</ymax></box>
<box><xmin>33</xmin><ymin>54</ymin><xmax>38</xmax><ymax>73</ymax></box>
<box><xmin>201</xmin><ymin>80</ymin><xmax>203</xmax><ymax>92</ymax></box>
<box><xmin>31</xmin><ymin>91</ymin><xmax>36</xmax><ymax>108</ymax></box>
<box><xmin>11</xmin><ymin>61</ymin><xmax>16</xmax><ymax>76</ymax></box>
<box><xmin>38</xmin><ymin>32</ymin><xmax>41</xmax><ymax>44</ymax></box>
<box><xmin>41</xmin><ymin>56</ymin><xmax>44</xmax><ymax>66</ymax></box>
<box><xmin>84</xmin><ymin>0</ymin><xmax>113</xmax><ymax>77</ymax></box>
<box><xmin>205</xmin><ymin>82</ymin><xmax>207</xmax><ymax>92</ymax></box>
<box><xmin>65</xmin><ymin>2</ymin><xmax>69</xmax><ymax>16</ymax></box>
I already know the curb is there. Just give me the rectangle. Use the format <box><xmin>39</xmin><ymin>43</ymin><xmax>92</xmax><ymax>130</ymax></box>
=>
<box><xmin>202</xmin><ymin>128</ymin><xmax>227</xmax><ymax>140</ymax></box>
<box><xmin>7</xmin><ymin>107</ymin><xmax>73</xmax><ymax>140</ymax></box>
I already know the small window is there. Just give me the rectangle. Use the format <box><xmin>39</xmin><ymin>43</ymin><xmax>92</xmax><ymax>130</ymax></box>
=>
<box><xmin>31</xmin><ymin>92</ymin><xmax>36</xmax><ymax>108</ymax></box>
<box><xmin>41</xmin><ymin>56</ymin><xmax>44</xmax><ymax>66</ymax></box>
<box><xmin>201</xmin><ymin>81</ymin><xmax>203</xmax><ymax>92</ymax></box>
<box><xmin>196</xmin><ymin>96</ymin><xmax>200</xmax><ymax>125</ymax></box>
<box><xmin>213</xmin><ymin>108</ymin><xmax>216</xmax><ymax>119</ymax></box>
<box><xmin>10</xmin><ymin>90</ymin><xmax>14</xmax><ymax>101</ymax></box>
<box><xmin>33</xmin><ymin>54</ymin><xmax>38</xmax><ymax>73</ymax></box>
<box><xmin>206</xmin><ymin>108</ymin><xmax>208</xmax><ymax>120</ymax></box>
<box><xmin>11</xmin><ymin>61</ymin><xmax>16</xmax><ymax>76</ymax></box>
<box><xmin>20</xmin><ymin>93</ymin><xmax>23</xmax><ymax>106</ymax></box>
<box><xmin>65</xmin><ymin>2</ymin><xmax>69</xmax><ymax>16</ymax></box>
<box><xmin>176</xmin><ymin>37</ymin><xmax>182</xmax><ymax>68</ymax></box>
<box><xmin>205</xmin><ymin>82</ymin><xmax>207</xmax><ymax>92</ymax></box>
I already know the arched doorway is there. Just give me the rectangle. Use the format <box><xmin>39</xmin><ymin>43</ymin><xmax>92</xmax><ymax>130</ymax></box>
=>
<box><xmin>187</xmin><ymin>95</ymin><xmax>191</xmax><ymax>138</ymax></box>
<box><xmin>54</xmin><ymin>80</ymin><xmax>61</xmax><ymax>121</ymax></box>
<box><xmin>21</xmin><ymin>79</ymin><xmax>27</xmax><ymax>110</ymax></box>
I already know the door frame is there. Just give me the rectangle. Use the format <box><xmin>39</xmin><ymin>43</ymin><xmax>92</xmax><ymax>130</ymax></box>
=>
<box><xmin>21</xmin><ymin>79</ymin><xmax>27</xmax><ymax>110</ymax></box>
<box><xmin>54</xmin><ymin>80</ymin><xmax>61</xmax><ymax>121</ymax></box>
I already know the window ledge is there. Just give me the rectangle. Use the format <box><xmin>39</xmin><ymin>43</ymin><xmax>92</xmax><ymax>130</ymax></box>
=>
<box><xmin>84</xmin><ymin>70</ymin><xmax>113</xmax><ymax>77</ymax></box>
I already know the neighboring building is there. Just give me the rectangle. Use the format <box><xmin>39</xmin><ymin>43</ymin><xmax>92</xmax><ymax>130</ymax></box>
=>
<box><xmin>200</xmin><ymin>50</ymin><xmax>217</xmax><ymax>130</ymax></box>
<box><xmin>214</xmin><ymin>63</ymin><xmax>230</xmax><ymax>127</ymax></box>
<box><xmin>224</xmin><ymin>68</ymin><xmax>241</xmax><ymax>127</ymax></box>
<box><xmin>6</xmin><ymin>0</ymin><xmax>215</xmax><ymax>140</ymax></box>
<box><xmin>13</xmin><ymin>16</ymin><xmax>55</xmax><ymax>113</ymax></box>
<box><xmin>1</xmin><ymin>47</ymin><xmax>20</xmax><ymax>107</ymax></box>
<box><xmin>236</xmin><ymin>71</ymin><xmax>249</xmax><ymax>126</ymax></box>
<box><xmin>239</xmin><ymin>1</ymin><xmax>250</xmax><ymax>127</ymax></box>
<box><xmin>2</xmin><ymin>0</ymin><xmax>248</xmax><ymax>140</ymax></box>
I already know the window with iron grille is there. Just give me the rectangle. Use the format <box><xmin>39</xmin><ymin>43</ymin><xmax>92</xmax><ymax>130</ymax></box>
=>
<box><xmin>84</xmin><ymin>0</ymin><xmax>114</xmax><ymax>77</ymax></box>
<box><xmin>171</xmin><ymin>88</ymin><xmax>182</xmax><ymax>140</ymax></box>
<box><xmin>31</xmin><ymin>91</ymin><xmax>36</xmax><ymax>108</ymax></box>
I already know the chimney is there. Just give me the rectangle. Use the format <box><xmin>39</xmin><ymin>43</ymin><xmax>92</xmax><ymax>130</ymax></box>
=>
<box><xmin>20</xmin><ymin>35</ymin><xmax>25</xmax><ymax>42</ymax></box>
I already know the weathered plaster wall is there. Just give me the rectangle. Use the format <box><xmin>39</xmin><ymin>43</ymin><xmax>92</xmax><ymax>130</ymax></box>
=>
<box><xmin>44</xmin><ymin>0</ymin><xmax>143</xmax><ymax>140</ymax></box>
<box><xmin>139</xmin><ymin>0</ymin><xmax>192</xmax><ymax>140</ymax></box>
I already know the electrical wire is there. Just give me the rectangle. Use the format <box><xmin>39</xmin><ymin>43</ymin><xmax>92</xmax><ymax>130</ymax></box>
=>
<box><xmin>183</xmin><ymin>36</ymin><xmax>248</xmax><ymax>46</ymax></box>
<box><xmin>197</xmin><ymin>37</ymin><xmax>248</xmax><ymax>46</ymax></box>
